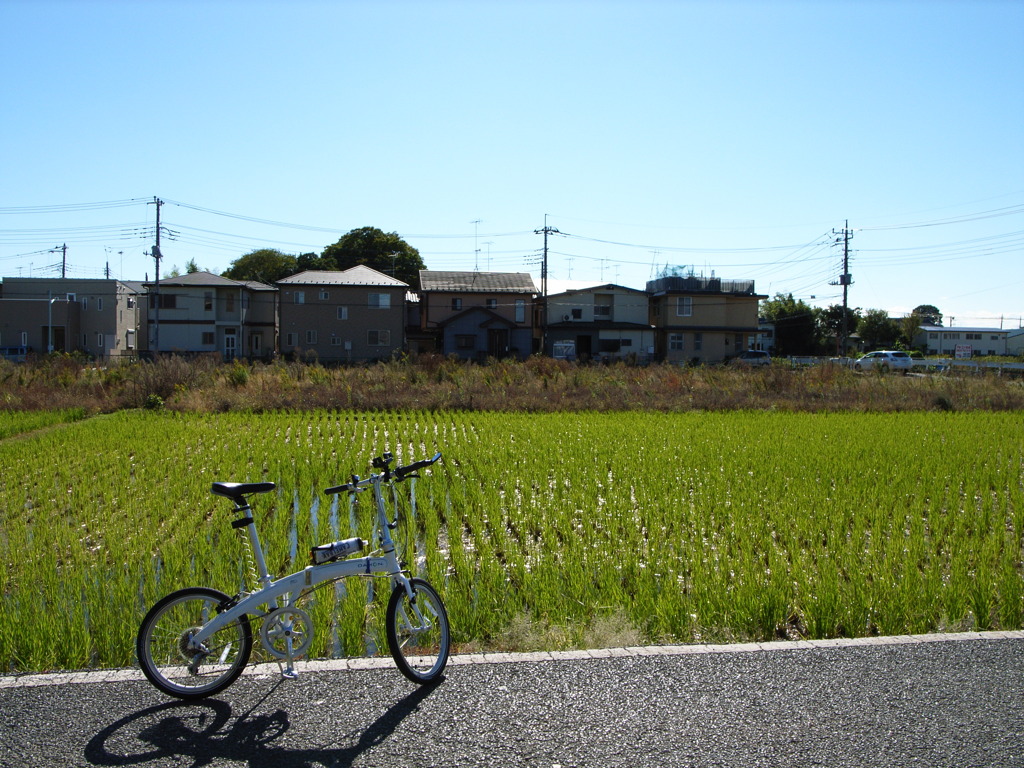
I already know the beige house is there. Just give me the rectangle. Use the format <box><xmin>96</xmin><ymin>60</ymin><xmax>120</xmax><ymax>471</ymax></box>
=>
<box><xmin>277</xmin><ymin>266</ymin><xmax>407</xmax><ymax>363</ymax></box>
<box><xmin>646</xmin><ymin>275</ymin><xmax>766</xmax><ymax>364</ymax></box>
<box><xmin>144</xmin><ymin>271</ymin><xmax>277</xmax><ymax>360</ymax></box>
<box><xmin>417</xmin><ymin>271</ymin><xmax>537</xmax><ymax>360</ymax></box>
<box><xmin>0</xmin><ymin>277</ymin><xmax>144</xmax><ymax>360</ymax></box>
<box><xmin>545</xmin><ymin>283</ymin><xmax>655</xmax><ymax>362</ymax></box>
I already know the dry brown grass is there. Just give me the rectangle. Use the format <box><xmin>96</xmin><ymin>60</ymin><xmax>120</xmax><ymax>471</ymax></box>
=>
<box><xmin>0</xmin><ymin>353</ymin><xmax>1021</xmax><ymax>414</ymax></box>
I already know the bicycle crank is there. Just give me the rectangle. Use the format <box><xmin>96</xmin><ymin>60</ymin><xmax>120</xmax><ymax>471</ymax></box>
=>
<box><xmin>260</xmin><ymin>607</ymin><xmax>313</xmax><ymax>678</ymax></box>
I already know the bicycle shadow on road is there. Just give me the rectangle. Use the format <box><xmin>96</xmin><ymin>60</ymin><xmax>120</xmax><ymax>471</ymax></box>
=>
<box><xmin>83</xmin><ymin>681</ymin><xmax>440</xmax><ymax>768</ymax></box>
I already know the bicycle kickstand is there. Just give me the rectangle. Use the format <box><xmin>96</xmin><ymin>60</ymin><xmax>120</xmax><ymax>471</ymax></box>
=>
<box><xmin>277</xmin><ymin>634</ymin><xmax>300</xmax><ymax>681</ymax></box>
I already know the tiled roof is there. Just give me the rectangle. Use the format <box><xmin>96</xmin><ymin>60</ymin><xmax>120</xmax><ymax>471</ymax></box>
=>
<box><xmin>419</xmin><ymin>271</ymin><xmax>538</xmax><ymax>293</ymax></box>
<box><xmin>278</xmin><ymin>266</ymin><xmax>407</xmax><ymax>287</ymax></box>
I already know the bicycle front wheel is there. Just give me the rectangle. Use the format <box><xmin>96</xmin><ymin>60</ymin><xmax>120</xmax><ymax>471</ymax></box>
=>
<box><xmin>385</xmin><ymin>578</ymin><xmax>450</xmax><ymax>684</ymax></box>
<box><xmin>136</xmin><ymin>587</ymin><xmax>253</xmax><ymax>700</ymax></box>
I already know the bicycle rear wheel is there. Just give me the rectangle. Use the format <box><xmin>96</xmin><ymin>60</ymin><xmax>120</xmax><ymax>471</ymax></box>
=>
<box><xmin>136</xmin><ymin>587</ymin><xmax>252</xmax><ymax>699</ymax></box>
<box><xmin>385</xmin><ymin>578</ymin><xmax>450</xmax><ymax>683</ymax></box>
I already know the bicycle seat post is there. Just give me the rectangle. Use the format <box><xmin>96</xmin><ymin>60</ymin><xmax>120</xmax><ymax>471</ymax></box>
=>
<box><xmin>230</xmin><ymin>495</ymin><xmax>273</xmax><ymax>591</ymax></box>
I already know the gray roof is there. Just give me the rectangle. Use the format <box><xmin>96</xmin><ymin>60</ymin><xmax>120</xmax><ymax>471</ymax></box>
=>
<box><xmin>419</xmin><ymin>270</ymin><xmax>538</xmax><ymax>293</ymax></box>
<box><xmin>278</xmin><ymin>266</ymin><xmax>407</xmax><ymax>287</ymax></box>
<box><xmin>918</xmin><ymin>325</ymin><xmax>1009</xmax><ymax>334</ymax></box>
<box><xmin>144</xmin><ymin>271</ymin><xmax>275</xmax><ymax>291</ymax></box>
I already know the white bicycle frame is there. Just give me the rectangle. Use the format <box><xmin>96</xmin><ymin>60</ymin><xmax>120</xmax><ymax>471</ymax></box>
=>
<box><xmin>190</xmin><ymin>468</ymin><xmax>418</xmax><ymax>671</ymax></box>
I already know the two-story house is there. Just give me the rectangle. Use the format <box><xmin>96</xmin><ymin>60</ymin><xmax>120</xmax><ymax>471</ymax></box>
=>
<box><xmin>0</xmin><ymin>277</ymin><xmax>144</xmax><ymax>360</ymax></box>
<box><xmin>277</xmin><ymin>266</ymin><xmax>408</xmax><ymax>363</ymax></box>
<box><xmin>417</xmin><ymin>271</ymin><xmax>537</xmax><ymax>360</ymax></box>
<box><xmin>913</xmin><ymin>325</ymin><xmax>1009</xmax><ymax>357</ymax></box>
<box><xmin>144</xmin><ymin>271</ymin><xmax>277</xmax><ymax>360</ymax></box>
<box><xmin>545</xmin><ymin>283</ymin><xmax>655</xmax><ymax>363</ymax></box>
<box><xmin>646</xmin><ymin>275</ymin><xmax>766</xmax><ymax>364</ymax></box>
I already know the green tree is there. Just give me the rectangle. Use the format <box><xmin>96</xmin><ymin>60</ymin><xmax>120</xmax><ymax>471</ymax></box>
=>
<box><xmin>817</xmin><ymin>304</ymin><xmax>861</xmax><ymax>354</ymax></box>
<box><xmin>760</xmin><ymin>293</ymin><xmax>820</xmax><ymax>356</ymax></box>
<box><xmin>912</xmin><ymin>304</ymin><xmax>943</xmax><ymax>327</ymax></box>
<box><xmin>858</xmin><ymin>309</ymin><xmax>901</xmax><ymax>350</ymax></box>
<box><xmin>296</xmin><ymin>252</ymin><xmax>333</xmax><ymax>272</ymax></box>
<box><xmin>185</xmin><ymin>258</ymin><xmax>201</xmax><ymax>274</ymax></box>
<box><xmin>321</xmin><ymin>227</ymin><xmax>425</xmax><ymax>288</ymax></box>
<box><xmin>222</xmin><ymin>248</ymin><xmax>297</xmax><ymax>284</ymax></box>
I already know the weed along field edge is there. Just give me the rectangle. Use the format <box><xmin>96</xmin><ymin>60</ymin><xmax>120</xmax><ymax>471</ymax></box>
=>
<box><xmin>1</xmin><ymin>409</ymin><xmax>1022</xmax><ymax>674</ymax></box>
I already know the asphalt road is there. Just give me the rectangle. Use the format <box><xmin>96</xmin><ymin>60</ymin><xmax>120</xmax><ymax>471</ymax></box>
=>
<box><xmin>2</xmin><ymin>634</ymin><xmax>1022</xmax><ymax>768</ymax></box>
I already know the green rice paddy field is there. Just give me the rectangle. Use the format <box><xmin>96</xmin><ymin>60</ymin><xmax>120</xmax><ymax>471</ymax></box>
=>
<box><xmin>1</xmin><ymin>409</ymin><xmax>1022</xmax><ymax>672</ymax></box>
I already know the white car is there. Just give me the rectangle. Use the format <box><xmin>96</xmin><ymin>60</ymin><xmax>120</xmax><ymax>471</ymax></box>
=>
<box><xmin>853</xmin><ymin>350</ymin><xmax>913</xmax><ymax>373</ymax></box>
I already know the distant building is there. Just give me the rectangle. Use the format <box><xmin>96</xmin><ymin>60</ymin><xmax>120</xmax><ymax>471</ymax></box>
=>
<box><xmin>646</xmin><ymin>275</ymin><xmax>766</xmax><ymax>364</ymax></box>
<box><xmin>277</xmin><ymin>266</ymin><xmax>408</xmax><ymax>363</ymax></box>
<box><xmin>143</xmin><ymin>271</ymin><xmax>276</xmax><ymax>360</ymax></box>
<box><xmin>418</xmin><ymin>271</ymin><xmax>537</xmax><ymax>360</ymax></box>
<box><xmin>914</xmin><ymin>325</ymin><xmax>1010</xmax><ymax>356</ymax></box>
<box><xmin>545</xmin><ymin>283</ymin><xmax>655</xmax><ymax>363</ymax></box>
<box><xmin>0</xmin><ymin>277</ymin><xmax>144</xmax><ymax>360</ymax></box>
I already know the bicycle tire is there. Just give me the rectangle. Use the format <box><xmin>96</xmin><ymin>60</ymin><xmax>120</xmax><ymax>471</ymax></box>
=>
<box><xmin>136</xmin><ymin>586</ymin><xmax>253</xmax><ymax>700</ymax></box>
<box><xmin>385</xmin><ymin>578</ymin><xmax>450</xmax><ymax>684</ymax></box>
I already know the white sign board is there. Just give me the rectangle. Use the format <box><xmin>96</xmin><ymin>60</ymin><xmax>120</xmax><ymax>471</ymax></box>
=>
<box><xmin>955</xmin><ymin>344</ymin><xmax>973</xmax><ymax>359</ymax></box>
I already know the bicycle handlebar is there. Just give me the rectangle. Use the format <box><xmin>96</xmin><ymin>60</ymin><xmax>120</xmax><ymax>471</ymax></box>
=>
<box><xmin>324</xmin><ymin>452</ymin><xmax>441</xmax><ymax>495</ymax></box>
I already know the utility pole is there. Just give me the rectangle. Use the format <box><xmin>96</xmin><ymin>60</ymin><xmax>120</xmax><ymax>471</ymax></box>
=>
<box><xmin>60</xmin><ymin>243</ymin><xmax>67</xmax><ymax>279</ymax></box>
<box><xmin>149</xmin><ymin>197</ymin><xmax>164</xmax><ymax>354</ymax></box>
<box><xmin>534</xmin><ymin>216</ymin><xmax>559</xmax><ymax>354</ymax></box>
<box><xmin>830</xmin><ymin>221</ymin><xmax>854</xmax><ymax>356</ymax></box>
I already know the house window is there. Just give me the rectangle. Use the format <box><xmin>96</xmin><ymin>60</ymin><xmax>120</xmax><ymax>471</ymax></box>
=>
<box><xmin>451</xmin><ymin>298</ymin><xmax>463</xmax><ymax>311</ymax></box>
<box><xmin>204</xmin><ymin>292</ymin><xmax>213</xmax><ymax>311</ymax></box>
<box><xmin>226</xmin><ymin>294</ymin><xmax>235</xmax><ymax>313</ymax></box>
<box><xmin>127</xmin><ymin>297</ymin><xmax>136</xmax><ymax>309</ymax></box>
<box><xmin>486</xmin><ymin>298</ymin><xmax>497</xmax><ymax>309</ymax></box>
<box><xmin>330</xmin><ymin>336</ymin><xmax>343</xmax><ymax>346</ymax></box>
<box><xmin>515</xmin><ymin>299</ymin><xmax>526</xmax><ymax>323</ymax></box>
<box><xmin>150</xmin><ymin>294</ymin><xmax>176</xmax><ymax>309</ymax></box>
<box><xmin>82</xmin><ymin>297</ymin><xmax>89</xmax><ymax>310</ymax></box>
<box><xmin>455</xmin><ymin>334</ymin><xmax>475</xmax><ymax>349</ymax></box>
<box><xmin>676</xmin><ymin>296</ymin><xmax>692</xmax><ymax>317</ymax></box>
<box><xmin>202</xmin><ymin>332</ymin><xmax>215</xmax><ymax>345</ymax></box>
<box><xmin>368</xmin><ymin>330</ymin><xmax>391</xmax><ymax>346</ymax></box>
<box><xmin>83</xmin><ymin>334</ymin><xmax>88</xmax><ymax>347</ymax></box>
<box><xmin>620</xmin><ymin>338</ymin><xmax>632</xmax><ymax>347</ymax></box>
<box><xmin>319</xmin><ymin>289</ymin><xmax>330</xmax><ymax>301</ymax></box>
<box><xmin>306</xmin><ymin>330</ymin><xmax>318</xmax><ymax>344</ymax></box>
<box><xmin>251</xmin><ymin>334</ymin><xmax>261</xmax><ymax>355</ymax></box>
<box><xmin>599</xmin><ymin>339</ymin><xmax>621</xmax><ymax>353</ymax></box>
<box><xmin>126</xmin><ymin>329</ymin><xmax>135</xmax><ymax>350</ymax></box>
<box><xmin>669</xmin><ymin>333</ymin><xmax>684</xmax><ymax>351</ymax></box>
<box><xmin>337</xmin><ymin>306</ymin><xmax>348</xmax><ymax>320</ymax></box>
<box><xmin>571</xmin><ymin>308</ymin><xmax>583</xmax><ymax>320</ymax></box>
<box><xmin>929</xmin><ymin>332</ymin><xmax>938</xmax><ymax>339</ymax></box>
<box><xmin>369</xmin><ymin>293</ymin><xmax>390</xmax><ymax>309</ymax></box>
<box><xmin>694</xmin><ymin>333</ymin><xmax>703</xmax><ymax>351</ymax></box>
<box><xmin>294</xmin><ymin>291</ymin><xmax>305</xmax><ymax>305</ymax></box>
<box><xmin>97</xmin><ymin>298</ymin><xmax>103</xmax><ymax>312</ymax></box>
<box><xmin>286</xmin><ymin>332</ymin><xmax>298</xmax><ymax>347</ymax></box>
<box><xmin>21</xmin><ymin>332</ymin><xmax>28</xmax><ymax>346</ymax></box>
<box><xmin>96</xmin><ymin>333</ymin><xmax>104</xmax><ymax>349</ymax></box>
<box><xmin>594</xmin><ymin>294</ymin><xmax>613</xmax><ymax>317</ymax></box>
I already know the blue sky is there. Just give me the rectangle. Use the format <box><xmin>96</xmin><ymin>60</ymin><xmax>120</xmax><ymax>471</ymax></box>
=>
<box><xmin>2</xmin><ymin>0</ymin><xmax>1022</xmax><ymax>327</ymax></box>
